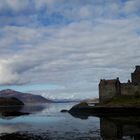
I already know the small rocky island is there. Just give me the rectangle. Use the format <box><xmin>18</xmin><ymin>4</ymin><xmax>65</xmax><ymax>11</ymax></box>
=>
<box><xmin>67</xmin><ymin>66</ymin><xmax>140</xmax><ymax>117</ymax></box>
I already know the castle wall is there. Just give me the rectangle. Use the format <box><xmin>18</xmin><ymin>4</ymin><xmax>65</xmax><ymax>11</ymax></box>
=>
<box><xmin>121</xmin><ymin>84</ymin><xmax>140</xmax><ymax>97</ymax></box>
<box><xmin>98</xmin><ymin>66</ymin><xmax>140</xmax><ymax>102</ymax></box>
<box><xmin>99</xmin><ymin>84</ymin><xmax>116</xmax><ymax>102</ymax></box>
<box><xmin>121</xmin><ymin>83</ymin><xmax>135</xmax><ymax>96</ymax></box>
<box><xmin>99</xmin><ymin>79</ymin><xmax>121</xmax><ymax>102</ymax></box>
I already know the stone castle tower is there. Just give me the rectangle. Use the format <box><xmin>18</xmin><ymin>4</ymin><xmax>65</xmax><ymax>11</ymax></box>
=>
<box><xmin>131</xmin><ymin>65</ymin><xmax>140</xmax><ymax>85</ymax></box>
<box><xmin>99</xmin><ymin>66</ymin><xmax>140</xmax><ymax>102</ymax></box>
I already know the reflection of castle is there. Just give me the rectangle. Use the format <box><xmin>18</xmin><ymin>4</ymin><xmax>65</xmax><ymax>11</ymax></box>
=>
<box><xmin>99</xmin><ymin>66</ymin><xmax>140</xmax><ymax>102</ymax></box>
<box><xmin>100</xmin><ymin>117</ymin><xmax>140</xmax><ymax>140</ymax></box>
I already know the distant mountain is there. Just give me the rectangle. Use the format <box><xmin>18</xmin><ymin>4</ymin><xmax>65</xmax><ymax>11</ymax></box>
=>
<box><xmin>0</xmin><ymin>89</ymin><xmax>52</xmax><ymax>104</ymax></box>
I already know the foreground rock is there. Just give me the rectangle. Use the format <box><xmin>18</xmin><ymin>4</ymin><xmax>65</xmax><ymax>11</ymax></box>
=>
<box><xmin>0</xmin><ymin>89</ymin><xmax>52</xmax><ymax>104</ymax></box>
<box><xmin>0</xmin><ymin>97</ymin><xmax>24</xmax><ymax>106</ymax></box>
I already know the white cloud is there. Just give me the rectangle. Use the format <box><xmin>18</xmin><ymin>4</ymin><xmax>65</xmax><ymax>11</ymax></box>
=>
<box><xmin>0</xmin><ymin>0</ymin><xmax>140</xmax><ymax>98</ymax></box>
<box><xmin>0</xmin><ymin>60</ymin><xmax>23</xmax><ymax>85</ymax></box>
<box><xmin>0</xmin><ymin>18</ymin><xmax>140</xmax><ymax>86</ymax></box>
<box><xmin>0</xmin><ymin>0</ymin><xmax>29</xmax><ymax>11</ymax></box>
<box><xmin>124</xmin><ymin>0</ymin><xmax>140</xmax><ymax>14</ymax></box>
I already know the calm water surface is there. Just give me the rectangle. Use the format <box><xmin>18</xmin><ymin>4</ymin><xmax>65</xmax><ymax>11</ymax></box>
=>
<box><xmin>0</xmin><ymin>103</ymin><xmax>139</xmax><ymax>140</ymax></box>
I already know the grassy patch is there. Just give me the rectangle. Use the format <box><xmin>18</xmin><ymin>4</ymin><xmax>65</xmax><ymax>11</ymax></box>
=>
<box><xmin>99</xmin><ymin>97</ymin><xmax>140</xmax><ymax>107</ymax></box>
<box><xmin>82</xmin><ymin>98</ymin><xmax>99</xmax><ymax>103</ymax></box>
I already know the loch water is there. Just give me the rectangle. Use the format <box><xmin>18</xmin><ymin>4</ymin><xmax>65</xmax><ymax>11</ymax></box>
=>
<box><xmin>0</xmin><ymin>103</ymin><xmax>139</xmax><ymax>140</ymax></box>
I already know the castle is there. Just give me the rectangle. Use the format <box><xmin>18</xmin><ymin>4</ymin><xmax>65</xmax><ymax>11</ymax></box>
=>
<box><xmin>99</xmin><ymin>66</ymin><xmax>140</xmax><ymax>102</ymax></box>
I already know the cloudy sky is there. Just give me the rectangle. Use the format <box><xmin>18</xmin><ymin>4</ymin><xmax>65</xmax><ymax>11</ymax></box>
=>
<box><xmin>0</xmin><ymin>0</ymin><xmax>140</xmax><ymax>100</ymax></box>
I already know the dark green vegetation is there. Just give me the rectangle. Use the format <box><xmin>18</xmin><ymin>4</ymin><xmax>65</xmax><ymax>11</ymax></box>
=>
<box><xmin>98</xmin><ymin>97</ymin><xmax>140</xmax><ymax>107</ymax></box>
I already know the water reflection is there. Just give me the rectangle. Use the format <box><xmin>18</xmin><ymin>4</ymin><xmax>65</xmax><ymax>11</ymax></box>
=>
<box><xmin>21</xmin><ymin>104</ymin><xmax>47</xmax><ymax>114</ymax></box>
<box><xmin>0</xmin><ymin>106</ymin><xmax>23</xmax><ymax>113</ymax></box>
<box><xmin>0</xmin><ymin>103</ymin><xmax>139</xmax><ymax>140</ymax></box>
<box><xmin>0</xmin><ymin>106</ymin><xmax>29</xmax><ymax>119</ymax></box>
<box><xmin>0</xmin><ymin>103</ymin><xmax>49</xmax><ymax>119</ymax></box>
<box><xmin>100</xmin><ymin>117</ymin><xmax>140</xmax><ymax>140</ymax></box>
<box><xmin>69</xmin><ymin>110</ymin><xmax>140</xmax><ymax>140</ymax></box>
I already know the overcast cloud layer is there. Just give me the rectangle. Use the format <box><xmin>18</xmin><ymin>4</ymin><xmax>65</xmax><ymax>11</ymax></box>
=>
<box><xmin>0</xmin><ymin>0</ymin><xmax>140</xmax><ymax>99</ymax></box>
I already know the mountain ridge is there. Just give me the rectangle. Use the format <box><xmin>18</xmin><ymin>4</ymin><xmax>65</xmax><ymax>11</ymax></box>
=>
<box><xmin>0</xmin><ymin>89</ymin><xmax>52</xmax><ymax>104</ymax></box>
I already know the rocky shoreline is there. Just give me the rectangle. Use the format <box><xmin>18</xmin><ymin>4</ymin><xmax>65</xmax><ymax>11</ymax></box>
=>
<box><xmin>61</xmin><ymin>101</ymin><xmax>140</xmax><ymax>118</ymax></box>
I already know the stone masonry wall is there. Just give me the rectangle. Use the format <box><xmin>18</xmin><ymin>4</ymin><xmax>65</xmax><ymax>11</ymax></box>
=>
<box><xmin>99</xmin><ymin>82</ymin><xmax>117</xmax><ymax>102</ymax></box>
<box><xmin>99</xmin><ymin>66</ymin><xmax>140</xmax><ymax>102</ymax></box>
<box><xmin>121</xmin><ymin>84</ymin><xmax>140</xmax><ymax>97</ymax></box>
